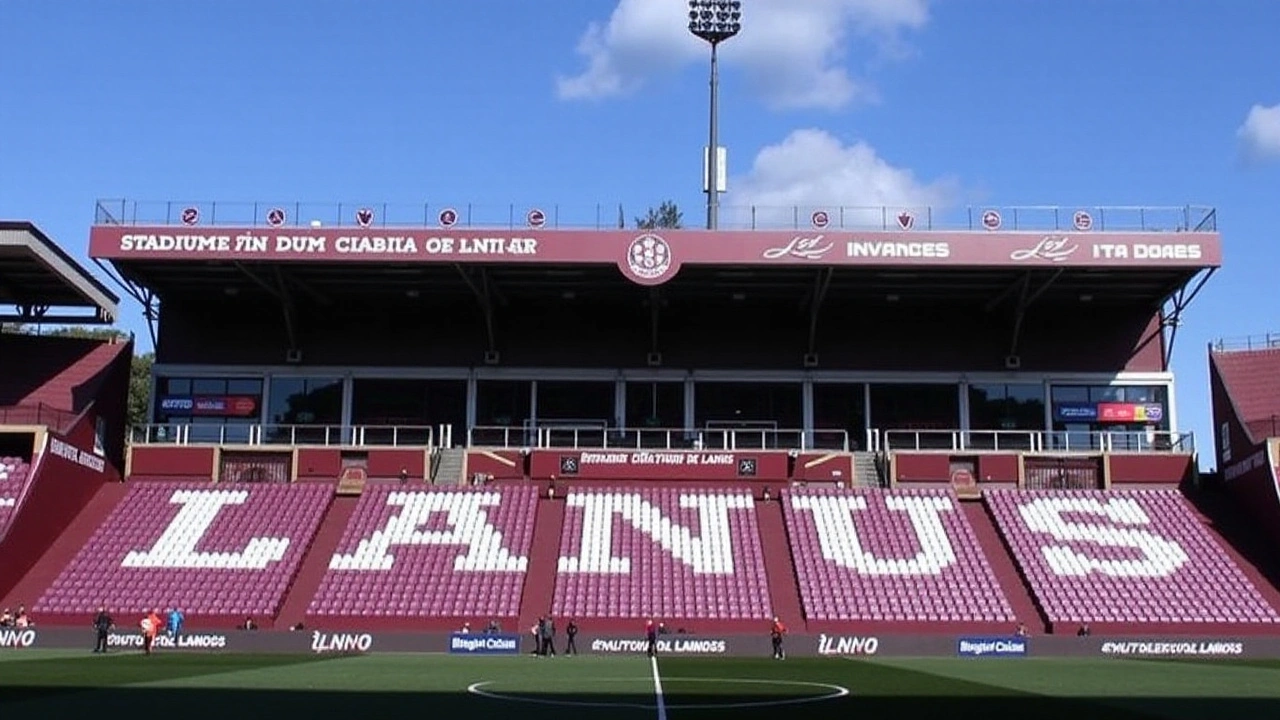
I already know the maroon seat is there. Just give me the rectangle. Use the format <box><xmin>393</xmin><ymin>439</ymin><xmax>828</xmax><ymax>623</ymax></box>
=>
<box><xmin>35</xmin><ymin>481</ymin><xmax>330</xmax><ymax>618</ymax></box>
<box><xmin>551</xmin><ymin>486</ymin><xmax>772</xmax><ymax>621</ymax></box>
<box><xmin>307</xmin><ymin>485</ymin><xmax>537</xmax><ymax>619</ymax></box>
<box><xmin>784</xmin><ymin>486</ymin><xmax>1015</xmax><ymax>623</ymax></box>
<box><xmin>987</xmin><ymin>489</ymin><xmax>1280</xmax><ymax>625</ymax></box>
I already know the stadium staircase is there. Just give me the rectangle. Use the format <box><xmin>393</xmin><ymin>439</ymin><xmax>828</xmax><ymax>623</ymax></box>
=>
<box><xmin>963</xmin><ymin>498</ymin><xmax>1047</xmax><ymax>633</ymax></box>
<box><xmin>274</xmin><ymin>492</ymin><xmax>359</xmax><ymax>629</ymax></box>
<box><xmin>516</xmin><ymin>494</ymin><xmax>565</xmax><ymax>632</ymax></box>
<box><xmin>0</xmin><ymin>482</ymin><xmax>127</xmax><ymax>614</ymax></box>
<box><xmin>854</xmin><ymin>451</ymin><xmax>883</xmax><ymax>487</ymax></box>
<box><xmin>432</xmin><ymin>448</ymin><xmax>466</xmax><ymax>485</ymax></box>
<box><xmin>754</xmin><ymin>497</ymin><xmax>805</xmax><ymax>629</ymax></box>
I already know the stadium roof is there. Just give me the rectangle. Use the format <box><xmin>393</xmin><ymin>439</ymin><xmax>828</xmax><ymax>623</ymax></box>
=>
<box><xmin>0</xmin><ymin>221</ymin><xmax>119</xmax><ymax>324</ymax></box>
<box><xmin>88</xmin><ymin>201</ymin><xmax>1220</xmax><ymax>311</ymax></box>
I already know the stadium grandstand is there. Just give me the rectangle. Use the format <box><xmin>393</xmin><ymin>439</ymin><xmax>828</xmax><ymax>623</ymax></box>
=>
<box><xmin>5</xmin><ymin>199</ymin><xmax>1280</xmax><ymax>647</ymax></box>
<box><xmin>0</xmin><ymin>220</ymin><xmax>130</xmax><ymax>607</ymax></box>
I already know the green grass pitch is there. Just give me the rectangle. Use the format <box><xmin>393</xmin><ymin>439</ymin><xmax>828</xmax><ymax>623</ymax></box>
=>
<box><xmin>2</xmin><ymin>650</ymin><xmax>1278</xmax><ymax>719</ymax></box>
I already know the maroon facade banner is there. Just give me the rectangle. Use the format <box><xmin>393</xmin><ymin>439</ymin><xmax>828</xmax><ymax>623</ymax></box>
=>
<box><xmin>89</xmin><ymin>226</ymin><xmax>1222</xmax><ymax>286</ymax></box>
<box><xmin>532</xmin><ymin>450</ymin><xmax>786</xmax><ymax>481</ymax></box>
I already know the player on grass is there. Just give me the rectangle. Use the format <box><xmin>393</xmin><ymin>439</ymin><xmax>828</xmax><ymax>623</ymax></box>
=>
<box><xmin>771</xmin><ymin>616</ymin><xmax>786</xmax><ymax>659</ymax></box>
<box><xmin>645</xmin><ymin>619</ymin><xmax>658</xmax><ymax>657</ymax></box>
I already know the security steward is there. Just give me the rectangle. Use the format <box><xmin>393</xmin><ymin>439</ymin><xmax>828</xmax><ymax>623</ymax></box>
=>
<box><xmin>93</xmin><ymin>607</ymin><xmax>113</xmax><ymax>653</ymax></box>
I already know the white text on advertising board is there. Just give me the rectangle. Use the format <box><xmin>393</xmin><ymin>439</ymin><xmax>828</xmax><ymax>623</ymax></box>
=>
<box><xmin>115</xmin><ymin>234</ymin><xmax>539</xmax><ymax>257</ymax></box>
<box><xmin>1100</xmin><ymin>641</ymin><xmax>1243</xmax><ymax>657</ymax></box>
<box><xmin>1092</xmin><ymin>243</ymin><xmax>1202</xmax><ymax>260</ymax></box>
<box><xmin>846</xmin><ymin>241</ymin><xmax>950</xmax><ymax>259</ymax></box>
<box><xmin>106</xmin><ymin>632</ymin><xmax>227</xmax><ymax>649</ymax></box>
<box><xmin>0</xmin><ymin>629</ymin><xmax>36</xmax><ymax>649</ymax></box>
<box><xmin>590</xmin><ymin>638</ymin><xmax>727</xmax><ymax>654</ymax></box>
<box><xmin>1223</xmin><ymin>450</ymin><xmax>1267</xmax><ymax>482</ymax></box>
<box><xmin>816</xmin><ymin>635</ymin><xmax>879</xmax><ymax>656</ymax></box>
<box><xmin>578</xmin><ymin>452</ymin><xmax>734</xmax><ymax>466</ymax></box>
<box><xmin>451</xmin><ymin>635</ymin><xmax>519</xmax><ymax>652</ymax></box>
<box><xmin>957</xmin><ymin>638</ymin><xmax>1027</xmax><ymax>656</ymax></box>
<box><xmin>49</xmin><ymin>437</ymin><xmax>105</xmax><ymax>473</ymax></box>
<box><xmin>311</xmin><ymin>632</ymin><xmax>373</xmax><ymax>653</ymax></box>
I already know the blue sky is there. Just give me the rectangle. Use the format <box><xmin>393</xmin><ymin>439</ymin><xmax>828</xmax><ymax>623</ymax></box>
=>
<box><xmin>2</xmin><ymin>0</ymin><xmax>1279</xmax><ymax>468</ymax></box>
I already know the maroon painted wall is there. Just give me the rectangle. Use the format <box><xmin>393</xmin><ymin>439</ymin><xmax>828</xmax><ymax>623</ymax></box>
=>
<box><xmin>368</xmin><ymin>449</ymin><xmax>425</xmax><ymax>480</ymax></box>
<box><xmin>128</xmin><ymin>446</ymin><xmax>216</xmax><ymax>480</ymax></box>
<box><xmin>1210</xmin><ymin>354</ymin><xmax>1280</xmax><ymax>547</ymax></box>
<box><xmin>465</xmin><ymin>450</ymin><xmax>525</xmax><ymax>481</ymax></box>
<box><xmin>894</xmin><ymin>453</ymin><xmax>1019</xmax><ymax>484</ymax></box>
<box><xmin>156</xmin><ymin>294</ymin><xmax>1165</xmax><ymax>373</ymax></box>
<box><xmin>528</xmin><ymin>449</ymin><xmax>788</xmax><ymax>481</ymax></box>
<box><xmin>296</xmin><ymin>448</ymin><xmax>341</xmax><ymax>480</ymax></box>
<box><xmin>0</xmin><ymin>432</ymin><xmax>114</xmax><ymax>599</ymax></box>
<box><xmin>792</xmin><ymin>453</ymin><xmax>854</xmax><ymax>483</ymax></box>
<box><xmin>1108</xmin><ymin>454</ymin><xmax>1192</xmax><ymax>484</ymax></box>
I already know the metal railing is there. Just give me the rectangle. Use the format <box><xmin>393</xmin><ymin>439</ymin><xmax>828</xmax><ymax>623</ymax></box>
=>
<box><xmin>467</xmin><ymin>425</ymin><xmax>850</xmax><ymax>451</ymax></box>
<box><xmin>130</xmin><ymin>423</ymin><xmax>435</xmax><ymax>447</ymax></box>
<box><xmin>1210</xmin><ymin>334</ymin><xmax>1280</xmax><ymax>353</ymax></box>
<box><xmin>0</xmin><ymin>403</ymin><xmax>78</xmax><ymax>432</ymax></box>
<box><xmin>95</xmin><ymin>199</ymin><xmax>1216</xmax><ymax>234</ymax></box>
<box><xmin>882</xmin><ymin>429</ymin><xmax>1195</xmax><ymax>454</ymax></box>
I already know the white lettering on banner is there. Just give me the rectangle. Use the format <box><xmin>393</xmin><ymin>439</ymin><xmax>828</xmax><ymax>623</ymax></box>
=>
<box><xmin>115</xmin><ymin>233</ymin><xmax>540</xmax><ymax>257</ymax></box>
<box><xmin>1100</xmin><ymin>641</ymin><xmax>1243</xmax><ymax>657</ymax></box>
<box><xmin>1091</xmin><ymin>244</ymin><xmax>1203</xmax><ymax>261</ymax></box>
<box><xmin>105</xmin><ymin>633</ymin><xmax>227</xmax><ymax>649</ymax></box>
<box><xmin>452</xmin><ymin>635</ymin><xmax>519</xmax><ymax>652</ymax></box>
<box><xmin>817</xmin><ymin>634</ymin><xmax>879</xmax><ymax>656</ymax></box>
<box><xmin>0</xmin><ymin>629</ymin><xmax>36</xmax><ymax>649</ymax></box>
<box><xmin>121</xmin><ymin>490</ymin><xmax>290</xmax><ymax>569</ymax></box>
<box><xmin>1224</xmin><ymin>450</ymin><xmax>1267</xmax><ymax>482</ymax></box>
<box><xmin>958</xmin><ymin>639</ymin><xmax>1027</xmax><ymax>656</ymax></box>
<box><xmin>590</xmin><ymin>638</ymin><xmax>727</xmax><ymax>654</ymax></box>
<box><xmin>1017</xmin><ymin>497</ymin><xmax>1188</xmax><ymax>577</ymax></box>
<box><xmin>0</xmin><ymin>499</ymin><xmax>14</xmax><ymax>508</ymax></box>
<box><xmin>762</xmin><ymin>235</ymin><xmax>835</xmax><ymax>260</ymax></box>
<box><xmin>48</xmin><ymin>437</ymin><xmax>105</xmax><ymax>473</ymax></box>
<box><xmin>846</xmin><ymin>241</ymin><xmax>950</xmax><ymax>259</ymax></box>
<box><xmin>577</xmin><ymin>452</ymin><xmax>735</xmax><ymax>467</ymax></box>
<box><xmin>790</xmin><ymin>494</ymin><xmax>957</xmax><ymax>575</ymax></box>
<box><xmin>328</xmin><ymin>491</ymin><xmax>527</xmax><ymax>572</ymax></box>
<box><xmin>311</xmin><ymin>632</ymin><xmax>373</xmax><ymax>653</ymax></box>
<box><xmin>557</xmin><ymin>492</ymin><xmax>752</xmax><ymax>575</ymax></box>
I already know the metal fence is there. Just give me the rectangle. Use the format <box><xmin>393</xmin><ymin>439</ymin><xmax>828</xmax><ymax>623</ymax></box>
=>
<box><xmin>95</xmin><ymin>200</ymin><xmax>1216</xmax><ymax>233</ymax></box>
<box><xmin>882</xmin><ymin>429</ymin><xmax>1195</xmax><ymax>454</ymax></box>
<box><xmin>129</xmin><ymin>424</ymin><xmax>435</xmax><ymax>448</ymax></box>
<box><xmin>1210</xmin><ymin>334</ymin><xmax>1280</xmax><ymax>353</ymax></box>
<box><xmin>466</xmin><ymin>426</ymin><xmax>850</xmax><ymax>452</ymax></box>
<box><xmin>0</xmin><ymin>404</ymin><xmax>78</xmax><ymax>433</ymax></box>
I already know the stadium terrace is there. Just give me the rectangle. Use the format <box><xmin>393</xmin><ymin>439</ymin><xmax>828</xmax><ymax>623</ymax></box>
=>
<box><xmin>5</xmin><ymin>199</ymin><xmax>1280</xmax><ymax>657</ymax></box>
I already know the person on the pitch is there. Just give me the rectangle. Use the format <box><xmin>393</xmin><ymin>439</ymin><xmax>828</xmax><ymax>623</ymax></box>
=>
<box><xmin>540</xmin><ymin>616</ymin><xmax>557</xmax><ymax>656</ymax></box>
<box><xmin>770</xmin><ymin>616</ymin><xmax>786</xmax><ymax>659</ymax></box>
<box><xmin>645</xmin><ymin>619</ymin><xmax>658</xmax><ymax>657</ymax></box>
<box><xmin>141</xmin><ymin>609</ymin><xmax>162</xmax><ymax>655</ymax></box>
<box><xmin>93</xmin><ymin>607</ymin><xmax>113</xmax><ymax>653</ymax></box>
<box><xmin>565</xmin><ymin>619</ymin><xmax>578</xmax><ymax>655</ymax></box>
<box><xmin>167</xmin><ymin>607</ymin><xmax>184</xmax><ymax>642</ymax></box>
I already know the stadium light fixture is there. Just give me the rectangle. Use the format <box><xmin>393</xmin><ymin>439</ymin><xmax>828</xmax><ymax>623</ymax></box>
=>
<box><xmin>688</xmin><ymin>0</ymin><xmax>742</xmax><ymax>230</ymax></box>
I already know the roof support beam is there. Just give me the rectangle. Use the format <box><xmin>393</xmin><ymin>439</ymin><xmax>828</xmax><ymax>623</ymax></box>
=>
<box><xmin>1006</xmin><ymin>269</ymin><xmax>1063</xmax><ymax>358</ymax></box>
<box><xmin>456</xmin><ymin>266</ymin><xmax>498</xmax><ymax>355</ymax></box>
<box><xmin>807</xmin><ymin>267</ymin><xmax>834</xmax><ymax>355</ymax></box>
<box><xmin>1159</xmin><ymin>267</ymin><xmax>1215</xmax><ymax>369</ymax></box>
<box><xmin>92</xmin><ymin>259</ymin><xmax>159</xmax><ymax>348</ymax></box>
<box><xmin>649</xmin><ymin>288</ymin><xmax>661</xmax><ymax>356</ymax></box>
<box><xmin>272</xmin><ymin>266</ymin><xmax>299</xmax><ymax>352</ymax></box>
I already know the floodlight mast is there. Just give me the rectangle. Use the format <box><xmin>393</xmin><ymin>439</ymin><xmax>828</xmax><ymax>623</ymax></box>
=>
<box><xmin>688</xmin><ymin>0</ymin><xmax>742</xmax><ymax>231</ymax></box>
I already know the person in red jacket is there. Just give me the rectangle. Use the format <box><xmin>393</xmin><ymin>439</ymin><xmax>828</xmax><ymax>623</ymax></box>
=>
<box><xmin>770</xmin><ymin>617</ymin><xmax>786</xmax><ymax>659</ymax></box>
<box><xmin>141</xmin><ymin>609</ymin><xmax>162</xmax><ymax>655</ymax></box>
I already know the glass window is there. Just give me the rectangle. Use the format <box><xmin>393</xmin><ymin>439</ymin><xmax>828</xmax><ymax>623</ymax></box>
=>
<box><xmin>192</xmin><ymin>378</ymin><xmax>227</xmax><ymax>395</ymax></box>
<box><xmin>164</xmin><ymin>378</ymin><xmax>192</xmax><ymax>396</ymax></box>
<box><xmin>268</xmin><ymin>377</ymin><xmax>342</xmax><ymax>425</ymax></box>
<box><xmin>812</xmin><ymin>383</ymin><xmax>866</xmax><ymax>450</ymax></box>
<box><xmin>694</xmin><ymin>382</ymin><xmax>802</xmax><ymax>450</ymax></box>
<box><xmin>1048</xmin><ymin>384</ymin><xmax>1172</xmax><ymax>450</ymax></box>
<box><xmin>968</xmin><ymin>384</ymin><xmax>1045</xmax><ymax>431</ymax></box>
<box><xmin>535</xmin><ymin>381</ymin><xmax>615</xmax><ymax>424</ymax></box>
<box><xmin>153</xmin><ymin>376</ymin><xmax>265</xmax><ymax>429</ymax></box>
<box><xmin>228</xmin><ymin>378</ymin><xmax>264</xmax><ymax>396</ymax></box>
<box><xmin>625</xmin><ymin>382</ymin><xmax>685</xmax><ymax>429</ymax></box>
<box><xmin>475</xmin><ymin>380</ymin><xmax>532</xmax><ymax>428</ymax></box>
<box><xmin>870</xmin><ymin>383</ymin><xmax>959</xmax><ymax>430</ymax></box>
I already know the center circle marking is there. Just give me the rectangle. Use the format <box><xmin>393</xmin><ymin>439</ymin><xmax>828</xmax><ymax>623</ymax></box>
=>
<box><xmin>467</xmin><ymin>676</ymin><xmax>850</xmax><ymax>710</ymax></box>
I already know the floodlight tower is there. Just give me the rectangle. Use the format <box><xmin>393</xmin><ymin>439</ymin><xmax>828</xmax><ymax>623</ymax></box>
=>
<box><xmin>688</xmin><ymin>0</ymin><xmax>742</xmax><ymax>230</ymax></box>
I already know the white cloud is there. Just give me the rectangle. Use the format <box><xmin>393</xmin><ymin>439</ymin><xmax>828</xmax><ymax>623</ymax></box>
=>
<box><xmin>726</xmin><ymin>129</ymin><xmax>955</xmax><ymax>227</ymax></box>
<box><xmin>1238</xmin><ymin>103</ymin><xmax>1280</xmax><ymax>163</ymax></box>
<box><xmin>556</xmin><ymin>0</ymin><xmax>930</xmax><ymax>110</ymax></box>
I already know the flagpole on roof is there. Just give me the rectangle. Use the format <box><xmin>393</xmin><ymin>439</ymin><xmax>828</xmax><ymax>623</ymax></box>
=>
<box><xmin>618</xmin><ymin>204</ymin><xmax>625</xmax><ymax>229</ymax></box>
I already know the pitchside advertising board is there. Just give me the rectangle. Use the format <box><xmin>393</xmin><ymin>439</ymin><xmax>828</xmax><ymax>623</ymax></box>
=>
<box><xmin>448</xmin><ymin>633</ymin><xmax>522</xmax><ymax>655</ymax></box>
<box><xmin>957</xmin><ymin>637</ymin><xmax>1029</xmax><ymax>658</ymax></box>
<box><xmin>0</xmin><ymin>631</ymin><xmax>1270</xmax><ymax>658</ymax></box>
